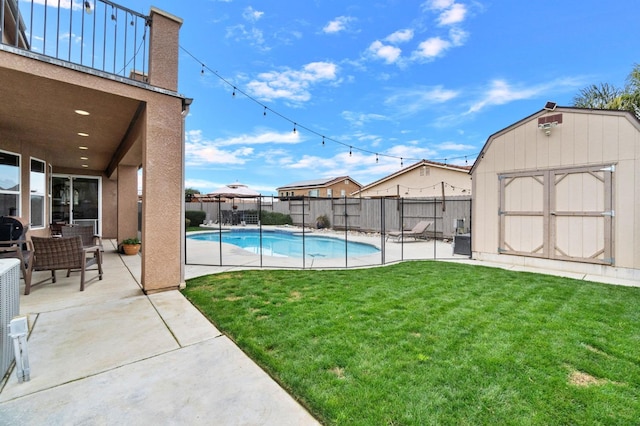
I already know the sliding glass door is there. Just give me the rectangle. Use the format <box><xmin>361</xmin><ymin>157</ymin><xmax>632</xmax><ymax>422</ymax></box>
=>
<box><xmin>51</xmin><ymin>175</ymin><xmax>101</xmax><ymax>233</ymax></box>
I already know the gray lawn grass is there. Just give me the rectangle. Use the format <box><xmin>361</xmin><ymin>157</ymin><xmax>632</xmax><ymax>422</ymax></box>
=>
<box><xmin>183</xmin><ymin>261</ymin><xmax>640</xmax><ymax>425</ymax></box>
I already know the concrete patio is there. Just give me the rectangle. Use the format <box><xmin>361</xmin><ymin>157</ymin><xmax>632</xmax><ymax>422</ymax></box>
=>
<box><xmin>0</xmin><ymin>240</ymin><xmax>319</xmax><ymax>425</ymax></box>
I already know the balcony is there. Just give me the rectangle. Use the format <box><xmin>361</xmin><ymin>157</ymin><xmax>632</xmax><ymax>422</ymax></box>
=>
<box><xmin>1</xmin><ymin>0</ymin><xmax>150</xmax><ymax>81</ymax></box>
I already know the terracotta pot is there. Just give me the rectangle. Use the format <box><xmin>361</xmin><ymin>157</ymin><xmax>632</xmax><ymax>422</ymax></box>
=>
<box><xmin>122</xmin><ymin>243</ymin><xmax>141</xmax><ymax>255</ymax></box>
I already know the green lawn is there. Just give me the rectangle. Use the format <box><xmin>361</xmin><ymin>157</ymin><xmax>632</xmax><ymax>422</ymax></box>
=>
<box><xmin>182</xmin><ymin>261</ymin><xmax>640</xmax><ymax>425</ymax></box>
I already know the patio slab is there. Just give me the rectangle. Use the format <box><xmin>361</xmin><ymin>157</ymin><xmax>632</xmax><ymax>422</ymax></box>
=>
<box><xmin>0</xmin><ymin>240</ymin><xmax>319</xmax><ymax>425</ymax></box>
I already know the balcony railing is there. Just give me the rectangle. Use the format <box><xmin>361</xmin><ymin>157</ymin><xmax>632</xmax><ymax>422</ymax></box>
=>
<box><xmin>1</xmin><ymin>0</ymin><xmax>149</xmax><ymax>81</ymax></box>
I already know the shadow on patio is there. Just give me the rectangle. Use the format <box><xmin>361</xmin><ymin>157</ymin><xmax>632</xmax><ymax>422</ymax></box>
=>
<box><xmin>0</xmin><ymin>241</ymin><xmax>318</xmax><ymax>425</ymax></box>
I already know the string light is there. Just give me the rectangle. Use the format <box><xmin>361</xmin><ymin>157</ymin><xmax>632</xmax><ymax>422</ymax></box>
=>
<box><xmin>322</xmin><ymin>136</ymin><xmax>325</xmax><ymax>146</ymax></box>
<box><xmin>179</xmin><ymin>45</ymin><xmax>480</xmax><ymax>165</ymax></box>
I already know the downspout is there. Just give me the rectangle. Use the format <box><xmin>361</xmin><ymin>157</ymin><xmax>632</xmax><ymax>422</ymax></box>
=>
<box><xmin>180</xmin><ymin>97</ymin><xmax>192</xmax><ymax>289</ymax></box>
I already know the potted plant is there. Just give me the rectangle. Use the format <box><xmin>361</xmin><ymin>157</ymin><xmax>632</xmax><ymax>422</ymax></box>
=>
<box><xmin>121</xmin><ymin>237</ymin><xmax>141</xmax><ymax>255</ymax></box>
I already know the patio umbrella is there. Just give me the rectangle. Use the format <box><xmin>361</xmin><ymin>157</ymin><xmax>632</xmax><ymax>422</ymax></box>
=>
<box><xmin>207</xmin><ymin>185</ymin><xmax>260</xmax><ymax>198</ymax></box>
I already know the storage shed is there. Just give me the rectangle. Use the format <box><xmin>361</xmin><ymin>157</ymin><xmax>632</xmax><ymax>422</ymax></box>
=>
<box><xmin>470</xmin><ymin>106</ymin><xmax>640</xmax><ymax>282</ymax></box>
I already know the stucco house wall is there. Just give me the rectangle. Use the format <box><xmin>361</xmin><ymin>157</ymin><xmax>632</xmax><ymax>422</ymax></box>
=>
<box><xmin>277</xmin><ymin>177</ymin><xmax>362</xmax><ymax>199</ymax></box>
<box><xmin>471</xmin><ymin>107</ymin><xmax>640</xmax><ymax>281</ymax></box>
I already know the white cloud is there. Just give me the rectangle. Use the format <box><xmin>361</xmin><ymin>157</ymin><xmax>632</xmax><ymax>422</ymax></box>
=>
<box><xmin>323</xmin><ymin>16</ymin><xmax>354</xmax><ymax>34</ymax></box>
<box><xmin>242</xmin><ymin>6</ymin><xmax>264</xmax><ymax>22</ymax></box>
<box><xmin>342</xmin><ymin>111</ymin><xmax>389</xmax><ymax>127</ymax></box>
<box><xmin>246</xmin><ymin>61</ymin><xmax>339</xmax><ymax>102</ymax></box>
<box><xmin>385</xmin><ymin>29</ymin><xmax>414</xmax><ymax>44</ymax></box>
<box><xmin>438</xmin><ymin>3</ymin><xmax>467</xmax><ymax>25</ymax></box>
<box><xmin>413</xmin><ymin>37</ymin><xmax>451</xmax><ymax>60</ymax></box>
<box><xmin>185</xmin><ymin>129</ymin><xmax>300</xmax><ymax>166</ymax></box>
<box><xmin>385</xmin><ymin>85</ymin><xmax>459</xmax><ymax>116</ymax></box>
<box><xmin>437</xmin><ymin>142</ymin><xmax>476</xmax><ymax>151</ymax></box>
<box><xmin>226</xmin><ymin>24</ymin><xmax>267</xmax><ymax>50</ymax></box>
<box><xmin>466</xmin><ymin>77</ymin><xmax>585</xmax><ymax>114</ymax></box>
<box><xmin>466</xmin><ymin>80</ymin><xmax>542</xmax><ymax>114</ymax></box>
<box><xmin>368</xmin><ymin>40</ymin><xmax>402</xmax><ymax>64</ymax></box>
<box><xmin>424</xmin><ymin>0</ymin><xmax>455</xmax><ymax>10</ymax></box>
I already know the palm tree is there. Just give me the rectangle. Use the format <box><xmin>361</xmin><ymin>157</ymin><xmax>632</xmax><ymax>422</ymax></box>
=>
<box><xmin>573</xmin><ymin>64</ymin><xmax>640</xmax><ymax>118</ymax></box>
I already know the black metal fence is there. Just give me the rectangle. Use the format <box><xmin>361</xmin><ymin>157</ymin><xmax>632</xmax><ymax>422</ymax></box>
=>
<box><xmin>1</xmin><ymin>0</ymin><xmax>149</xmax><ymax>79</ymax></box>
<box><xmin>185</xmin><ymin>196</ymin><xmax>472</xmax><ymax>269</ymax></box>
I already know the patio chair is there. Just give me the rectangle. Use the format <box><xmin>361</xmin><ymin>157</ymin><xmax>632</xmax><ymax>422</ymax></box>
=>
<box><xmin>61</xmin><ymin>224</ymin><xmax>103</xmax><ymax>252</ymax></box>
<box><xmin>0</xmin><ymin>217</ymin><xmax>33</xmax><ymax>294</ymax></box>
<box><xmin>30</xmin><ymin>236</ymin><xmax>103</xmax><ymax>292</ymax></box>
<box><xmin>386</xmin><ymin>220</ymin><xmax>433</xmax><ymax>242</ymax></box>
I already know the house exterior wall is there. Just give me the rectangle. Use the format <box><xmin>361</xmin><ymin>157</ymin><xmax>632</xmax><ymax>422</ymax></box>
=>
<box><xmin>0</xmin><ymin>5</ymin><xmax>186</xmax><ymax>293</ymax></box>
<box><xmin>472</xmin><ymin>109</ymin><xmax>640</xmax><ymax>281</ymax></box>
<box><xmin>357</xmin><ymin>165</ymin><xmax>471</xmax><ymax>198</ymax></box>
<box><xmin>279</xmin><ymin>179</ymin><xmax>361</xmax><ymax>198</ymax></box>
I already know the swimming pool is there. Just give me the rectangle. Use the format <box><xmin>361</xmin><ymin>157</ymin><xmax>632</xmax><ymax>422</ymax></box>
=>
<box><xmin>189</xmin><ymin>229</ymin><xmax>380</xmax><ymax>258</ymax></box>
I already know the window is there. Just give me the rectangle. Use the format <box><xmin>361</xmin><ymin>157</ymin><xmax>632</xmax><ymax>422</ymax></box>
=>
<box><xmin>420</xmin><ymin>166</ymin><xmax>430</xmax><ymax>177</ymax></box>
<box><xmin>340</xmin><ymin>189</ymin><xmax>346</xmax><ymax>197</ymax></box>
<box><xmin>309</xmin><ymin>189</ymin><xmax>319</xmax><ymax>197</ymax></box>
<box><xmin>327</xmin><ymin>188</ymin><xmax>332</xmax><ymax>198</ymax></box>
<box><xmin>30</xmin><ymin>158</ymin><xmax>46</xmax><ymax>228</ymax></box>
<box><xmin>0</xmin><ymin>150</ymin><xmax>20</xmax><ymax>216</ymax></box>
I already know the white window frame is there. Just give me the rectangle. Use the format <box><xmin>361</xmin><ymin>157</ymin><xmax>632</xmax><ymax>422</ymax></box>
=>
<box><xmin>0</xmin><ymin>149</ymin><xmax>21</xmax><ymax>217</ymax></box>
<box><xmin>30</xmin><ymin>157</ymin><xmax>46</xmax><ymax>229</ymax></box>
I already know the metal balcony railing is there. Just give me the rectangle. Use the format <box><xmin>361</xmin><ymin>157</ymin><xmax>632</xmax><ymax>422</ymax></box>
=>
<box><xmin>0</xmin><ymin>0</ymin><xmax>150</xmax><ymax>81</ymax></box>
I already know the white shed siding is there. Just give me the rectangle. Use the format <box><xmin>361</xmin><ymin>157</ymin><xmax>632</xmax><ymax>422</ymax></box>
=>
<box><xmin>472</xmin><ymin>108</ymin><xmax>640</xmax><ymax>281</ymax></box>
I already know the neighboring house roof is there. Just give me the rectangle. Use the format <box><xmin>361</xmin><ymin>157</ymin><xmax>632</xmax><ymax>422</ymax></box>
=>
<box><xmin>352</xmin><ymin>159</ymin><xmax>471</xmax><ymax>196</ymax></box>
<box><xmin>277</xmin><ymin>176</ymin><xmax>362</xmax><ymax>191</ymax></box>
<box><xmin>469</xmin><ymin>106</ymin><xmax>640</xmax><ymax>175</ymax></box>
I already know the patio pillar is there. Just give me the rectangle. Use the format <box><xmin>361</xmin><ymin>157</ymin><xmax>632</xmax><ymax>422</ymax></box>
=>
<box><xmin>140</xmin><ymin>97</ymin><xmax>184</xmax><ymax>293</ymax></box>
<box><xmin>117</xmin><ymin>165</ymin><xmax>139</xmax><ymax>244</ymax></box>
<box><xmin>148</xmin><ymin>8</ymin><xmax>183</xmax><ymax>92</ymax></box>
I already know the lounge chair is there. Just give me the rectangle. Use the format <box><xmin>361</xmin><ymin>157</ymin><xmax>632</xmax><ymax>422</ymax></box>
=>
<box><xmin>386</xmin><ymin>220</ymin><xmax>432</xmax><ymax>242</ymax></box>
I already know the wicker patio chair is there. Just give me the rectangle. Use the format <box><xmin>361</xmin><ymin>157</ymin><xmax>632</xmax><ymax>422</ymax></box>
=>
<box><xmin>30</xmin><ymin>236</ymin><xmax>103</xmax><ymax>292</ymax></box>
<box><xmin>60</xmin><ymin>224</ymin><xmax>103</xmax><ymax>250</ymax></box>
<box><xmin>0</xmin><ymin>217</ymin><xmax>33</xmax><ymax>294</ymax></box>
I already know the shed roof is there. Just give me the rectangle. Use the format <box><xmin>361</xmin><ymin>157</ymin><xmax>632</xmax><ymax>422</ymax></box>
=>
<box><xmin>469</xmin><ymin>106</ymin><xmax>640</xmax><ymax>175</ymax></box>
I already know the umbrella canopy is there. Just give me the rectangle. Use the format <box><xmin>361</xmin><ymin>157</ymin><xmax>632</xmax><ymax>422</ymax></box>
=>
<box><xmin>208</xmin><ymin>185</ymin><xmax>260</xmax><ymax>198</ymax></box>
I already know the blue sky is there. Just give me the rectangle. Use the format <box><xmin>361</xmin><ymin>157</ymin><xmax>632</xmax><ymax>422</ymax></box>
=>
<box><xmin>129</xmin><ymin>0</ymin><xmax>638</xmax><ymax>195</ymax></box>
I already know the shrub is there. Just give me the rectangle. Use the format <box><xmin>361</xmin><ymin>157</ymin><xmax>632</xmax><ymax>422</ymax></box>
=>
<box><xmin>315</xmin><ymin>214</ymin><xmax>330</xmax><ymax>229</ymax></box>
<box><xmin>259</xmin><ymin>210</ymin><xmax>293</xmax><ymax>225</ymax></box>
<box><xmin>185</xmin><ymin>210</ymin><xmax>206</xmax><ymax>227</ymax></box>
<box><xmin>185</xmin><ymin>218</ymin><xmax>191</xmax><ymax>229</ymax></box>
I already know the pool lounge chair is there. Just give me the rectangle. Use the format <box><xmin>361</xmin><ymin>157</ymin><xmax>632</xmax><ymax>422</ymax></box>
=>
<box><xmin>386</xmin><ymin>220</ymin><xmax>432</xmax><ymax>242</ymax></box>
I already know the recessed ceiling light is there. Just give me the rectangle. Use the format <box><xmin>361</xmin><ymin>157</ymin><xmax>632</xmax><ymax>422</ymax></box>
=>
<box><xmin>82</xmin><ymin>164</ymin><xmax>89</xmax><ymax>168</ymax></box>
<box><xmin>79</xmin><ymin>146</ymin><xmax>88</xmax><ymax>150</ymax></box>
<box><xmin>75</xmin><ymin>109</ymin><xmax>90</xmax><ymax>116</ymax></box>
<box><xmin>77</xmin><ymin>132</ymin><xmax>89</xmax><ymax>137</ymax></box>
<box><xmin>80</xmin><ymin>156</ymin><xmax>88</xmax><ymax>160</ymax></box>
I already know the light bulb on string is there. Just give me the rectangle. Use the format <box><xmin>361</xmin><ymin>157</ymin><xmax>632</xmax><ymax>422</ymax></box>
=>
<box><xmin>263</xmin><ymin>106</ymin><xmax>267</xmax><ymax>117</ymax></box>
<box><xmin>322</xmin><ymin>136</ymin><xmax>325</xmax><ymax>146</ymax></box>
<box><xmin>200</xmin><ymin>64</ymin><xmax>204</xmax><ymax>75</ymax></box>
<box><xmin>349</xmin><ymin>146</ymin><xmax>352</xmax><ymax>156</ymax></box>
<box><xmin>401</xmin><ymin>157</ymin><xmax>403</xmax><ymax>167</ymax></box>
<box><xmin>293</xmin><ymin>123</ymin><xmax>297</xmax><ymax>134</ymax></box>
<box><xmin>232</xmin><ymin>87</ymin><xmax>236</xmax><ymax>97</ymax></box>
<box><xmin>465</xmin><ymin>155</ymin><xmax>468</xmax><ymax>165</ymax></box>
<box><xmin>375</xmin><ymin>154</ymin><xmax>378</xmax><ymax>163</ymax></box>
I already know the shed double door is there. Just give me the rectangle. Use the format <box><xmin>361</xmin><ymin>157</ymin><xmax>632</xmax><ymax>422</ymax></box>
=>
<box><xmin>499</xmin><ymin>165</ymin><xmax>614</xmax><ymax>265</ymax></box>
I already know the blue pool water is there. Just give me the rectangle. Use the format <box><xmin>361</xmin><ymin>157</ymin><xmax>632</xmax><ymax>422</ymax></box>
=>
<box><xmin>189</xmin><ymin>229</ymin><xmax>380</xmax><ymax>258</ymax></box>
